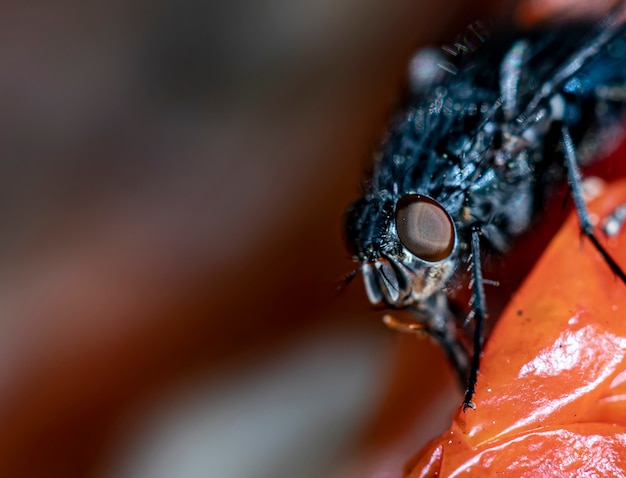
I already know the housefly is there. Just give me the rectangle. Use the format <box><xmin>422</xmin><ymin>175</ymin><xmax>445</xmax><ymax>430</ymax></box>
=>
<box><xmin>344</xmin><ymin>4</ymin><xmax>626</xmax><ymax>409</ymax></box>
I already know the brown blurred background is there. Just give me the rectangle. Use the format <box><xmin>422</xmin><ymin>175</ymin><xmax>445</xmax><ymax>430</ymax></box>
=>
<box><xmin>0</xmin><ymin>0</ymin><xmax>610</xmax><ymax>476</ymax></box>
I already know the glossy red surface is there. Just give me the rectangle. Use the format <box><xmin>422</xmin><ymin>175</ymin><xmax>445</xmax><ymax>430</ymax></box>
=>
<box><xmin>406</xmin><ymin>178</ymin><xmax>626</xmax><ymax>477</ymax></box>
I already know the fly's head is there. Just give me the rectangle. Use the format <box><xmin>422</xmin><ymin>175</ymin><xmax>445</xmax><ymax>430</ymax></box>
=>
<box><xmin>345</xmin><ymin>192</ymin><xmax>458</xmax><ymax>308</ymax></box>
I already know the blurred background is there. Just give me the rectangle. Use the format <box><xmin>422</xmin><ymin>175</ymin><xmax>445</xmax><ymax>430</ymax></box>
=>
<box><xmin>0</xmin><ymin>0</ymin><xmax>615</xmax><ymax>477</ymax></box>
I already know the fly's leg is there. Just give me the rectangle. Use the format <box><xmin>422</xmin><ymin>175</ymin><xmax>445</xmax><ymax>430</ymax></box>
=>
<box><xmin>428</xmin><ymin>319</ymin><xmax>470</xmax><ymax>390</ymax></box>
<box><xmin>561</xmin><ymin>125</ymin><xmax>626</xmax><ymax>283</ymax></box>
<box><xmin>463</xmin><ymin>224</ymin><xmax>489</xmax><ymax>411</ymax></box>
<box><xmin>500</xmin><ymin>40</ymin><xmax>528</xmax><ymax>122</ymax></box>
<box><xmin>383</xmin><ymin>293</ymin><xmax>470</xmax><ymax>389</ymax></box>
<box><xmin>414</xmin><ymin>292</ymin><xmax>470</xmax><ymax>389</ymax></box>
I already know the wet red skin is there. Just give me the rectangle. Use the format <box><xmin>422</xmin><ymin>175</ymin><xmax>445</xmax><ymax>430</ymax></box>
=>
<box><xmin>406</xmin><ymin>178</ymin><xmax>626</xmax><ymax>477</ymax></box>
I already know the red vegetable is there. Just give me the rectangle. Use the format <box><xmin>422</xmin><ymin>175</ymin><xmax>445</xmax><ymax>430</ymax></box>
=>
<box><xmin>406</xmin><ymin>178</ymin><xmax>626</xmax><ymax>477</ymax></box>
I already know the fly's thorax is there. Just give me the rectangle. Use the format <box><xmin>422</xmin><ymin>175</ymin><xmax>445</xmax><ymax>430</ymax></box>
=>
<box><xmin>493</xmin><ymin>94</ymin><xmax>564</xmax><ymax>165</ymax></box>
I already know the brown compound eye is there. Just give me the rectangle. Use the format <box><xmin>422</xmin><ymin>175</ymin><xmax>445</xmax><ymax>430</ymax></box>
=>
<box><xmin>395</xmin><ymin>195</ymin><xmax>455</xmax><ymax>262</ymax></box>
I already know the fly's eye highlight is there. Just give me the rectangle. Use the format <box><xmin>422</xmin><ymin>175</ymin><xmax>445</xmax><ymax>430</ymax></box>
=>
<box><xmin>395</xmin><ymin>195</ymin><xmax>455</xmax><ymax>262</ymax></box>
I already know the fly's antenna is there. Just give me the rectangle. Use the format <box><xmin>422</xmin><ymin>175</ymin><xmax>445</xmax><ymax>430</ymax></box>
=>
<box><xmin>336</xmin><ymin>267</ymin><xmax>360</xmax><ymax>293</ymax></box>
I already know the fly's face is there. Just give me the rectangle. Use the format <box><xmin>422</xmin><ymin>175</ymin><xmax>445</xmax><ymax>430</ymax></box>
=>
<box><xmin>348</xmin><ymin>194</ymin><xmax>458</xmax><ymax>308</ymax></box>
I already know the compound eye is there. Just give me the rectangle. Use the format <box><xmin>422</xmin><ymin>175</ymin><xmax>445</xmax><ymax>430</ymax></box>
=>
<box><xmin>395</xmin><ymin>195</ymin><xmax>455</xmax><ymax>262</ymax></box>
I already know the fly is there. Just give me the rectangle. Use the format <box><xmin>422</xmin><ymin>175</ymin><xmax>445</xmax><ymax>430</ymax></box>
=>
<box><xmin>344</xmin><ymin>4</ymin><xmax>626</xmax><ymax>410</ymax></box>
